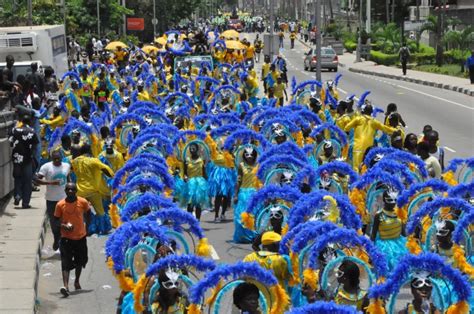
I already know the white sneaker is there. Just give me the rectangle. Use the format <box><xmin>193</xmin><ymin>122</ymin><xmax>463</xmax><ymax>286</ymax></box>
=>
<box><xmin>220</xmin><ymin>214</ymin><xmax>226</xmax><ymax>221</ymax></box>
<box><xmin>214</xmin><ymin>217</ymin><xmax>221</xmax><ymax>223</ymax></box>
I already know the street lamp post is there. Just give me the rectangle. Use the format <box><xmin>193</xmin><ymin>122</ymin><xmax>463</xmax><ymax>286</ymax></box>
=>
<box><xmin>269</xmin><ymin>0</ymin><xmax>275</xmax><ymax>60</ymax></box>
<box><xmin>152</xmin><ymin>0</ymin><xmax>157</xmax><ymax>37</ymax></box>
<box><xmin>355</xmin><ymin>0</ymin><xmax>362</xmax><ymax>62</ymax></box>
<box><xmin>315</xmin><ymin>0</ymin><xmax>322</xmax><ymax>84</ymax></box>
<box><xmin>123</xmin><ymin>0</ymin><xmax>127</xmax><ymax>36</ymax></box>
<box><xmin>97</xmin><ymin>0</ymin><xmax>101</xmax><ymax>37</ymax></box>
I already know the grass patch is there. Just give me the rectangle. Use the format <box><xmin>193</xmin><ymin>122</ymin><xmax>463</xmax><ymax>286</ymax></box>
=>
<box><xmin>412</xmin><ymin>64</ymin><xmax>468</xmax><ymax>78</ymax></box>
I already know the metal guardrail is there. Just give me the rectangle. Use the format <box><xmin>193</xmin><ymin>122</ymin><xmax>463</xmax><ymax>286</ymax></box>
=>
<box><xmin>0</xmin><ymin>111</ymin><xmax>15</xmax><ymax>199</ymax></box>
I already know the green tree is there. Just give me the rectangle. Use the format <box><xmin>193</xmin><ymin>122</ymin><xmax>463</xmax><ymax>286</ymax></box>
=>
<box><xmin>443</xmin><ymin>26</ymin><xmax>474</xmax><ymax>51</ymax></box>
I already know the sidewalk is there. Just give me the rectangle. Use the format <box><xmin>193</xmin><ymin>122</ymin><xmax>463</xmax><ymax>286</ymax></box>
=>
<box><xmin>0</xmin><ymin>187</ymin><xmax>47</xmax><ymax>313</ymax></box>
<box><xmin>338</xmin><ymin>53</ymin><xmax>474</xmax><ymax>97</ymax></box>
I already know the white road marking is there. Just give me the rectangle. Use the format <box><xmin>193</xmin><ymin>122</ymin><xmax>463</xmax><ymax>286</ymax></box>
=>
<box><xmin>210</xmin><ymin>245</ymin><xmax>220</xmax><ymax>260</ymax></box>
<box><xmin>444</xmin><ymin>146</ymin><xmax>457</xmax><ymax>153</ymax></box>
<box><xmin>394</xmin><ymin>84</ymin><xmax>473</xmax><ymax>110</ymax></box>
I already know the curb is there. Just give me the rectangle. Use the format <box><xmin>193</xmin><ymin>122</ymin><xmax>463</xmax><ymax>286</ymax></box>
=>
<box><xmin>349</xmin><ymin>67</ymin><xmax>474</xmax><ymax>97</ymax></box>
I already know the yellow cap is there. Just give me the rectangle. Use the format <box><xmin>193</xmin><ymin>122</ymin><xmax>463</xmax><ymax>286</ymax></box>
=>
<box><xmin>261</xmin><ymin>231</ymin><xmax>282</xmax><ymax>246</ymax></box>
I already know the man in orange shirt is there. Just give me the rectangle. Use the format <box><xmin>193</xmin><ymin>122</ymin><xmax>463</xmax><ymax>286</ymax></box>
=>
<box><xmin>54</xmin><ymin>182</ymin><xmax>91</xmax><ymax>297</ymax></box>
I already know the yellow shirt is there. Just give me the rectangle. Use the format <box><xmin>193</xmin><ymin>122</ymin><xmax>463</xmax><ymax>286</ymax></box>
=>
<box><xmin>115</xmin><ymin>50</ymin><xmax>126</xmax><ymax>61</ymax></box>
<box><xmin>243</xmin><ymin>251</ymin><xmax>290</xmax><ymax>287</ymax></box>
<box><xmin>240</xmin><ymin>163</ymin><xmax>258</xmax><ymax>189</ymax></box>
<box><xmin>71</xmin><ymin>155</ymin><xmax>114</xmax><ymax>196</ymax></box>
<box><xmin>262</xmin><ymin>63</ymin><xmax>271</xmax><ymax>80</ymax></box>
<box><xmin>344</xmin><ymin>115</ymin><xmax>395</xmax><ymax>151</ymax></box>
<box><xmin>274</xmin><ymin>83</ymin><xmax>286</xmax><ymax>98</ymax></box>
<box><xmin>186</xmin><ymin>157</ymin><xmax>204</xmax><ymax>178</ymax></box>
<box><xmin>137</xmin><ymin>90</ymin><xmax>151</xmax><ymax>102</ymax></box>
<box><xmin>245</xmin><ymin>45</ymin><xmax>255</xmax><ymax>59</ymax></box>
<box><xmin>98</xmin><ymin>151</ymin><xmax>125</xmax><ymax>173</ymax></box>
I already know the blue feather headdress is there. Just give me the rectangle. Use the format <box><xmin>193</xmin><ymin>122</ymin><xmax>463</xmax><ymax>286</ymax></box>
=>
<box><xmin>223</xmin><ymin>129</ymin><xmax>270</xmax><ymax>151</ymax></box>
<box><xmin>288</xmin><ymin>221</ymin><xmax>339</xmax><ymax>254</ymax></box>
<box><xmin>444</xmin><ymin>157</ymin><xmax>474</xmax><ymax>173</ymax></box>
<box><xmin>287</xmin><ymin>301</ymin><xmax>359</xmax><ymax>314</ymax></box>
<box><xmin>258</xmin><ymin>142</ymin><xmax>308</xmax><ymax>164</ymax></box>
<box><xmin>315</xmin><ymin>161</ymin><xmax>358</xmax><ymax>184</ymax></box>
<box><xmin>111</xmin><ymin>156</ymin><xmax>173</xmax><ymax>190</ymax></box>
<box><xmin>210</xmin><ymin>123</ymin><xmax>243</xmax><ymax>139</ymax></box>
<box><xmin>128</xmin><ymin>101</ymin><xmax>162</xmax><ymax>113</ymax></box>
<box><xmin>261</xmin><ymin>117</ymin><xmax>300</xmax><ymax>134</ymax></box>
<box><xmin>172</xmin><ymin>130</ymin><xmax>207</xmax><ymax>147</ymax></box>
<box><xmin>350</xmin><ymin>167</ymin><xmax>404</xmax><ymax>192</ymax></box>
<box><xmin>289</xmin><ymin>190</ymin><xmax>362</xmax><ymax>230</ymax></box>
<box><xmin>245</xmin><ymin>185</ymin><xmax>302</xmax><ymax>216</ymax></box>
<box><xmin>61</xmin><ymin>71</ymin><xmax>83</xmax><ymax>88</ymax></box>
<box><xmin>372</xmin><ymin>158</ymin><xmax>417</xmax><ymax>185</ymax></box>
<box><xmin>386</xmin><ymin>150</ymin><xmax>428</xmax><ymax>178</ymax></box>
<box><xmin>144</xmin><ymin>207</ymin><xmax>206</xmax><ymax>239</ymax></box>
<box><xmin>145</xmin><ymin>254</ymin><xmax>216</xmax><ymax>278</ymax></box>
<box><xmin>257</xmin><ymin>155</ymin><xmax>307</xmax><ymax>181</ymax></box>
<box><xmin>243</xmin><ymin>106</ymin><xmax>266</xmax><ymax>125</ymax></box>
<box><xmin>110</xmin><ymin>113</ymin><xmax>147</xmax><ymax>137</ymax></box>
<box><xmin>252</xmin><ymin>107</ymin><xmax>283</xmax><ymax>126</ymax></box>
<box><xmin>308</xmin><ymin>228</ymin><xmax>388</xmax><ymax>277</ymax></box>
<box><xmin>111</xmin><ymin>177</ymin><xmax>165</xmax><ymax>205</ymax></box>
<box><xmin>48</xmin><ymin>128</ymin><xmax>64</xmax><ymax>151</ymax></box>
<box><xmin>193</xmin><ymin>114</ymin><xmax>221</xmax><ymax>129</ymax></box>
<box><xmin>105</xmin><ymin>219</ymin><xmax>169</xmax><ymax>273</ymax></box>
<box><xmin>453</xmin><ymin>210</ymin><xmax>474</xmax><ymax>244</ymax></box>
<box><xmin>406</xmin><ymin>197</ymin><xmax>474</xmax><ymax>234</ymax></box>
<box><xmin>138</xmin><ymin>124</ymin><xmax>179</xmax><ymax>139</ymax></box>
<box><xmin>292</xmin><ymin>165</ymin><xmax>318</xmax><ymax>189</ymax></box>
<box><xmin>363</xmin><ymin>147</ymin><xmax>398</xmax><ymax>167</ymax></box>
<box><xmin>163</xmin><ymin>91</ymin><xmax>195</xmax><ymax>109</ymax></box>
<box><xmin>214</xmin><ymin>112</ymin><xmax>241</xmax><ymax>125</ymax></box>
<box><xmin>357</xmin><ymin>90</ymin><xmax>371</xmax><ymax>107</ymax></box>
<box><xmin>128</xmin><ymin>133</ymin><xmax>174</xmax><ymax>156</ymax></box>
<box><xmin>310</xmin><ymin>123</ymin><xmax>348</xmax><ymax>146</ymax></box>
<box><xmin>189</xmin><ymin>262</ymin><xmax>278</xmax><ymax>305</ymax></box>
<box><xmin>208</xmin><ymin>85</ymin><xmax>241</xmax><ymax>112</ymax></box>
<box><xmin>292</xmin><ymin>79</ymin><xmax>322</xmax><ymax>96</ymax></box>
<box><xmin>293</xmin><ymin>108</ymin><xmax>323</xmax><ymax>125</ymax></box>
<box><xmin>448</xmin><ymin>182</ymin><xmax>474</xmax><ymax>199</ymax></box>
<box><xmin>397</xmin><ymin>179</ymin><xmax>449</xmax><ymax>209</ymax></box>
<box><xmin>61</xmin><ymin>118</ymin><xmax>93</xmax><ymax>136</ymax></box>
<box><xmin>132</xmin><ymin>108</ymin><xmax>171</xmax><ymax>125</ymax></box>
<box><xmin>368</xmin><ymin>253</ymin><xmax>472</xmax><ymax>302</ymax></box>
<box><xmin>279</xmin><ymin>220</ymin><xmax>337</xmax><ymax>255</ymax></box>
<box><xmin>120</xmin><ymin>193</ymin><xmax>176</xmax><ymax>223</ymax></box>
<box><xmin>334</xmin><ymin>74</ymin><xmax>342</xmax><ymax>86</ymax></box>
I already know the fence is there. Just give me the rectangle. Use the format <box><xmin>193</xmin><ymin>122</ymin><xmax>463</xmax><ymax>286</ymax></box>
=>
<box><xmin>0</xmin><ymin>111</ymin><xmax>15</xmax><ymax>199</ymax></box>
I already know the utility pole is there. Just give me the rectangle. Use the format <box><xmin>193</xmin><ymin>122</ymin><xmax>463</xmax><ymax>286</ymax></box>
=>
<box><xmin>315</xmin><ymin>0</ymin><xmax>322</xmax><ymax>84</ymax></box>
<box><xmin>153</xmin><ymin>0</ymin><xmax>157</xmax><ymax>37</ymax></box>
<box><xmin>366</xmin><ymin>0</ymin><xmax>371</xmax><ymax>33</ymax></box>
<box><xmin>27</xmin><ymin>0</ymin><xmax>32</xmax><ymax>26</ymax></box>
<box><xmin>97</xmin><ymin>0</ymin><xmax>101</xmax><ymax>37</ymax></box>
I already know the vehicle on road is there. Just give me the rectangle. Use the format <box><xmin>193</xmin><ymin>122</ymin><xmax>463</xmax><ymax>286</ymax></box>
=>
<box><xmin>303</xmin><ymin>47</ymin><xmax>339</xmax><ymax>72</ymax></box>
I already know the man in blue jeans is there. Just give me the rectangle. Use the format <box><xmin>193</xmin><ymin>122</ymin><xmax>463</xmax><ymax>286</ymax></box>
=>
<box><xmin>9</xmin><ymin>114</ymin><xmax>39</xmax><ymax>208</ymax></box>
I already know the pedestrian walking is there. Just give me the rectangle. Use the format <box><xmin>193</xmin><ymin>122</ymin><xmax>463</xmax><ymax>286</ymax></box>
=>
<box><xmin>278</xmin><ymin>30</ymin><xmax>285</xmax><ymax>49</ymax></box>
<box><xmin>466</xmin><ymin>50</ymin><xmax>474</xmax><ymax>84</ymax></box>
<box><xmin>398</xmin><ymin>43</ymin><xmax>410</xmax><ymax>76</ymax></box>
<box><xmin>54</xmin><ymin>182</ymin><xmax>91</xmax><ymax>297</ymax></box>
<box><xmin>35</xmin><ymin>150</ymin><xmax>71</xmax><ymax>251</ymax></box>
<box><xmin>9</xmin><ymin>114</ymin><xmax>39</xmax><ymax>208</ymax></box>
<box><xmin>290</xmin><ymin>31</ymin><xmax>296</xmax><ymax>49</ymax></box>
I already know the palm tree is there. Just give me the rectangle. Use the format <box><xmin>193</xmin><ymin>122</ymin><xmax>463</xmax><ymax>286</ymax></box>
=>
<box><xmin>420</xmin><ymin>15</ymin><xmax>443</xmax><ymax>66</ymax></box>
<box><xmin>443</xmin><ymin>26</ymin><xmax>474</xmax><ymax>51</ymax></box>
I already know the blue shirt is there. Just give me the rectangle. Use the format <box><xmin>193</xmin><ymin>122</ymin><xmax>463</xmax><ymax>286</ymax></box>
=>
<box><xmin>467</xmin><ymin>55</ymin><xmax>474</xmax><ymax>67</ymax></box>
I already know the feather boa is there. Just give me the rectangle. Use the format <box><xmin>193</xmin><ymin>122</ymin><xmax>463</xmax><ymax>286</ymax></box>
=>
<box><xmin>146</xmin><ymin>254</ymin><xmax>216</xmax><ymax>278</ymax></box>
<box><xmin>363</xmin><ymin>147</ymin><xmax>398</xmax><ymax>167</ymax></box>
<box><xmin>258</xmin><ymin>142</ymin><xmax>308</xmax><ymax>164</ymax></box>
<box><xmin>252</xmin><ymin>107</ymin><xmax>284</xmax><ymax>126</ymax></box>
<box><xmin>287</xmin><ymin>301</ymin><xmax>359</xmax><ymax>314</ymax></box>
<box><xmin>214</xmin><ymin>112</ymin><xmax>240</xmax><ymax>125</ymax></box>
<box><xmin>448</xmin><ymin>182</ymin><xmax>474</xmax><ymax>199</ymax></box>
<box><xmin>245</xmin><ymin>185</ymin><xmax>302</xmax><ymax>216</ymax></box>
<box><xmin>292</xmin><ymin>79</ymin><xmax>322</xmax><ymax>95</ymax></box>
<box><xmin>128</xmin><ymin>100</ymin><xmax>160</xmax><ymax>113</ymax></box>
<box><xmin>452</xmin><ymin>244</ymin><xmax>474</xmax><ymax>279</ymax></box>
<box><xmin>163</xmin><ymin>91</ymin><xmax>194</xmax><ymax>109</ymax></box>
<box><xmin>308</xmin><ymin>228</ymin><xmax>388</xmax><ymax>277</ymax></box>
<box><xmin>120</xmin><ymin>193</ymin><xmax>176</xmax><ymax>222</ymax></box>
<box><xmin>315</xmin><ymin>161</ymin><xmax>358</xmax><ymax>184</ymax></box>
<box><xmin>256</xmin><ymin>155</ymin><xmax>307</xmax><ymax>181</ymax></box>
<box><xmin>128</xmin><ymin>133</ymin><xmax>173</xmax><ymax>156</ymax></box>
<box><xmin>294</xmin><ymin>108</ymin><xmax>323</xmax><ymax>125</ymax></box>
<box><xmin>138</xmin><ymin>124</ymin><xmax>179</xmax><ymax>139</ymax></box>
<box><xmin>397</xmin><ymin>179</ymin><xmax>449</xmax><ymax>209</ymax></box>
<box><xmin>280</xmin><ymin>220</ymin><xmax>328</xmax><ymax>255</ymax></box>
<box><xmin>444</xmin><ymin>157</ymin><xmax>474</xmax><ymax>173</ymax></box>
<box><xmin>289</xmin><ymin>190</ymin><xmax>362</xmax><ymax>230</ymax></box>
<box><xmin>109</xmin><ymin>203</ymin><xmax>121</xmax><ymax>228</ymax></box>
<box><xmin>243</xmin><ymin>106</ymin><xmax>266</xmax><ymax>125</ymax></box>
<box><xmin>350</xmin><ymin>168</ymin><xmax>404</xmax><ymax>192</ymax></box>
<box><xmin>368</xmin><ymin>253</ymin><xmax>472</xmax><ymax>305</ymax></box>
<box><xmin>388</xmin><ymin>150</ymin><xmax>429</xmax><ymax>178</ymax></box>
<box><xmin>193</xmin><ymin>114</ymin><xmax>221</xmax><ymax>128</ymax></box>
<box><xmin>223</xmin><ymin>129</ymin><xmax>270</xmax><ymax>151</ymax></box>
<box><xmin>110</xmin><ymin>113</ymin><xmax>146</xmax><ymax>137</ymax></box>
<box><xmin>310</xmin><ymin>123</ymin><xmax>348</xmax><ymax>146</ymax></box>
<box><xmin>144</xmin><ymin>208</ymin><xmax>205</xmax><ymax>239</ymax></box>
<box><xmin>406</xmin><ymin>197</ymin><xmax>474</xmax><ymax>234</ymax></box>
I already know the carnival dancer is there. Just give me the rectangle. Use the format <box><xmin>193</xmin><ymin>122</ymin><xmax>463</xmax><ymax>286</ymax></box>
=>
<box><xmin>233</xmin><ymin>147</ymin><xmax>260</xmax><ymax>243</ymax></box>
<box><xmin>371</xmin><ymin>189</ymin><xmax>408</xmax><ymax>272</ymax></box>
<box><xmin>184</xmin><ymin>143</ymin><xmax>209</xmax><ymax>221</ymax></box>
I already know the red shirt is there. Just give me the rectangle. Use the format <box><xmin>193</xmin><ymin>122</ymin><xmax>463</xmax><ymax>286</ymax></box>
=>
<box><xmin>54</xmin><ymin>197</ymin><xmax>90</xmax><ymax>240</ymax></box>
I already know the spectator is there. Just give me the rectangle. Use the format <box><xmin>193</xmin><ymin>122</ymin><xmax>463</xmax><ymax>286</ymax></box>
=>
<box><xmin>290</xmin><ymin>31</ymin><xmax>296</xmax><ymax>49</ymax></box>
<box><xmin>54</xmin><ymin>182</ymin><xmax>90</xmax><ymax>297</ymax></box>
<box><xmin>398</xmin><ymin>42</ymin><xmax>410</xmax><ymax>76</ymax></box>
<box><xmin>9</xmin><ymin>114</ymin><xmax>39</xmax><ymax>208</ymax></box>
<box><xmin>466</xmin><ymin>49</ymin><xmax>474</xmax><ymax>84</ymax></box>
<box><xmin>27</xmin><ymin>62</ymin><xmax>45</xmax><ymax>99</ymax></box>
<box><xmin>417</xmin><ymin>141</ymin><xmax>441</xmax><ymax>179</ymax></box>
<box><xmin>278</xmin><ymin>30</ymin><xmax>285</xmax><ymax>49</ymax></box>
<box><xmin>4</xmin><ymin>55</ymin><xmax>15</xmax><ymax>82</ymax></box>
<box><xmin>35</xmin><ymin>150</ymin><xmax>71</xmax><ymax>251</ymax></box>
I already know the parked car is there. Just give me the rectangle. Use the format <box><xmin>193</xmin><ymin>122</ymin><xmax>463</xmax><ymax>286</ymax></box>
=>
<box><xmin>303</xmin><ymin>47</ymin><xmax>338</xmax><ymax>72</ymax></box>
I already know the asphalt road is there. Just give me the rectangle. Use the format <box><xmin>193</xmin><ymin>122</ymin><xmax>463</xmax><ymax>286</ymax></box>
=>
<box><xmin>37</xmin><ymin>33</ymin><xmax>473</xmax><ymax>313</ymax></box>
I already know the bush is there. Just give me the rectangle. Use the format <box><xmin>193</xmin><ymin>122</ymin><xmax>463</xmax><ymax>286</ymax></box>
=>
<box><xmin>443</xmin><ymin>49</ymin><xmax>470</xmax><ymax>64</ymax></box>
<box><xmin>418</xmin><ymin>43</ymin><xmax>435</xmax><ymax>54</ymax></box>
<box><xmin>344</xmin><ymin>40</ymin><xmax>357</xmax><ymax>53</ymax></box>
<box><xmin>413</xmin><ymin>52</ymin><xmax>436</xmax><ymax>65</ymax></box>
<box><xmin>370</xmin><ymin>50</ymin><xmax>399</xmax><ymax>66</ymax></box>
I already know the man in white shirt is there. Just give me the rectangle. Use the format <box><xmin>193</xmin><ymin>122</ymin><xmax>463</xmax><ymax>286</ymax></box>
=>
<box><xmin>35</xmin><ymin>150</ymin><xmax>71</xmax><ymax>250</ymax></box>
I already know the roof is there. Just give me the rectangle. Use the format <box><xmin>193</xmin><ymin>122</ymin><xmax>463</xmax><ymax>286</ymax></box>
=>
<box><xmin>0</xmin><ymin>25</ymin><xmax>63</xmax><ymax>33</ymax></box>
